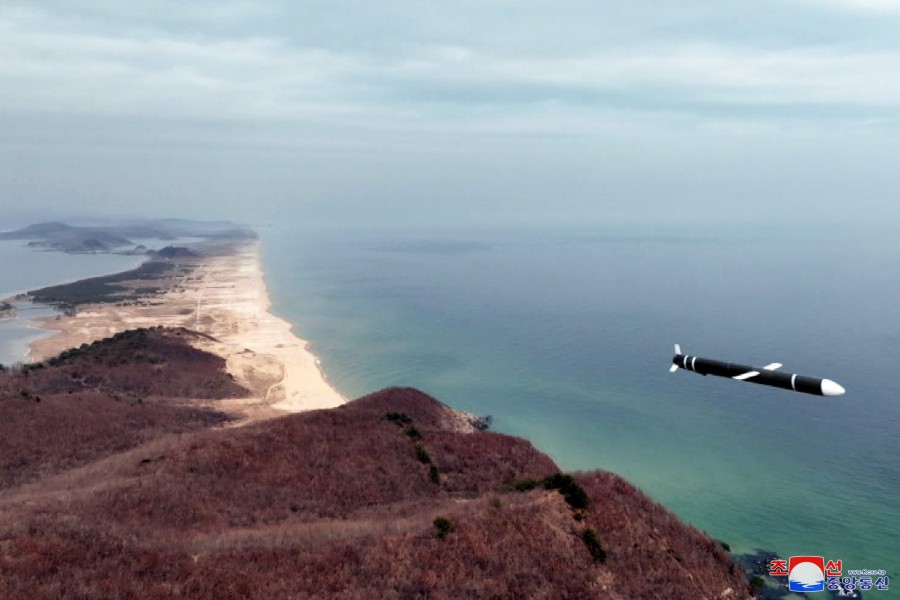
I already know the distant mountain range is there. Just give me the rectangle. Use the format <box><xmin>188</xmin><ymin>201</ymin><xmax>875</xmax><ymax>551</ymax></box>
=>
<box><xmin>0</xmin><ymin>219</ymin><xmax>256</xmax><ymax>254</ymax></box>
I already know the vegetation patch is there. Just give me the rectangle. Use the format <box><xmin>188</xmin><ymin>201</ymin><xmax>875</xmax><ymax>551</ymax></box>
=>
<box><xmin>385</xmin><ymin>411</ymin><xmax>412</xmax><ymax>426</ymax></box>
<box><xmin>510</xmin><ymin>473</ymin><xmax>590</xmax><ymax>510</ymax></box>
<box><xmin>414</xmin><ymin>443</ymin><xmax>432</xmax><ymax>465</ymax></box>
<box><xmin>29</xmin><ymin>260</ymin><xmax>177</xmax><ymax>308</ymax></box>
<box><xmin>543</xmin><ymin>473</ymin><xmax>589</xmax><ymax>510</ymax></box>
<box><xmin>433</xmin><ymin>516</ymin><xmax>453</xmax><ymax>539</ymax></box>
<box><xmin>512</xmin><ymin>477</ymin><xmax>541</xmax><ymax>491</ymax></box>
<box><xmin>582</xmin><ymin>528</ymin><xmax>606</xmax><ymax>562</ymax></box>
<box><xmin>387</xmin><ymin>410</ymin><xmax>441</xmax><ymax>484</ymax></box>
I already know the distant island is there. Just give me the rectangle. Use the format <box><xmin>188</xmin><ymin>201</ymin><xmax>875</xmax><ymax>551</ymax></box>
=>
<box><xmin>0</xmin><ymin>219</ymin><xmax>256</xmax><ymax>255</ymax></box>
<box><xmin>0</xmin><ymin>221</ymin><xmax>760</xmax><ymax>598</ymax></box>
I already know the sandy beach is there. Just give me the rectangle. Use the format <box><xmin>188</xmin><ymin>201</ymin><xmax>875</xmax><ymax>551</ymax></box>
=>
<box><xmin>27</xmin><ymin>241</ymin><xmax>346</xmax><ymax>420</ymax></box>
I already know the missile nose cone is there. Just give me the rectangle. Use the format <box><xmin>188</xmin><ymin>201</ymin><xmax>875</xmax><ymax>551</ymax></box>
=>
<box><xmin>821</xmin><ymin>379</ymin><xmax>845</xmax><ymax>396</ymax></box>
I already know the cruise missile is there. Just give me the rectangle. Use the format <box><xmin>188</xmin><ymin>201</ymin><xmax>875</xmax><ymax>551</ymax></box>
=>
<box><xmin>670</xmin><ymin>345</ymin><xmax>845</xmax><ymax>396</ymax></box>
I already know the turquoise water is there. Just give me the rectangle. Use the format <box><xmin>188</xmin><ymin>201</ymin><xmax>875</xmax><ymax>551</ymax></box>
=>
<box><xmin>0</xmin><ymin>240</ymin><xmax>143</xmax><ymax>365</ymax></box>
<box><xmin>261</xmin><ymin>224</ymin><xmax>899</xmax><ymax>586</ymax></box>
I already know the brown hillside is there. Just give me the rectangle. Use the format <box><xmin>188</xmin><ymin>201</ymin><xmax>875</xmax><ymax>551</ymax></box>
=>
<box><xmin>0</xmin><ymin>361</ymin><xmax>752</xmax><ymax>600</ymax></box>
<box><xmin>26</xmin><ymin>326</ymin><xmax>247</xmax><ymax>399</ymax></box>
<box><xmin>0</xmin><ymin>327</ymin><xmax>245</xmax><ymax>489</ymax></box>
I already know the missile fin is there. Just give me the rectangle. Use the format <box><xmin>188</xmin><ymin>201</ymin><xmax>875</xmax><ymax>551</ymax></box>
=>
<box><xmin>674</xmin><ymin>344</ymin><xmax>681</xmax><ymax>355</ymax></box>
<box><xmin>763</xmin><ymin>363</ymin><xmax>782</xmax><ymax>371</ymax></box>
<box><xmin>669</xmin><ymin>364</ymin><xmax>679</xmax><ymax>373</ymax></box>
<box><xmin>733</xmin><ymin>371</ymin><xmax>760</xmax><ymax>380</ymax></box>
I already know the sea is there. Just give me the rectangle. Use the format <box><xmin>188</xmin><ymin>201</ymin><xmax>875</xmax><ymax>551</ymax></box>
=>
<box><xmin>1</xmin><ymin>223</ymin><xmax>897</xmax><ymax>589</ymax></box>
<box><xmin>0</xmin><ymin>241</ymin><xmax>144</xmax><ymax>365</ymax></box>
<box><xmin>260</xmin><ymin>222</ymin><xmax>900</xmax><ymax>587</ymax></box>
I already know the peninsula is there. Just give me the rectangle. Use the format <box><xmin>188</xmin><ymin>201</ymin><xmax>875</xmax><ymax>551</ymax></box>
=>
<box><xmin>19</xmin><ymin>236</ymin><xmax>344</xmax><ymax>420</ymax></box>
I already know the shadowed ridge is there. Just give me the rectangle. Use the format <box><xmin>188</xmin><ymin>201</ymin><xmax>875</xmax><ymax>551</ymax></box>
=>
<box><xmin>60</xmin><ymin>386</ymin><xmax>558</xmax><ymax>531</ymax></box>
<box><xmin>337</xmin><ymin>386</ymin><xmax>478</xmax><ymax>432</ymax></box>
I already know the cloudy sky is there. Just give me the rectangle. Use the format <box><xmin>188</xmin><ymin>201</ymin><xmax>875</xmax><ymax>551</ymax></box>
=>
<box><xmin>2</xmin><ymin>1</ymin><xmax>899</xmax><ymax>229</ymax></box>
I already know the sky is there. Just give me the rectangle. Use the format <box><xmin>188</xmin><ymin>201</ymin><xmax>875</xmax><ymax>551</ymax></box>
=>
<box><xmin>1</xmin><ymin>1</ymin><xmax>899</xmax><ymax>229</ymax></box>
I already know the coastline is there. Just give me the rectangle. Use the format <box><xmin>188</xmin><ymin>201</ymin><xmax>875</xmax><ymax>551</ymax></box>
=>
<box><xmin>0</xmin><ymin>238</ymin><xmax>147</xmax><ymax>301</ymax></box>
<box><xmin>0</xmin><ymin>303</ymin><xmax>62</xmax><ymax>365</ymax></box>
<box><xmin>25</xmin><ymin>240</ymin><xmax>346</xmax><ymax>419</ymax></box>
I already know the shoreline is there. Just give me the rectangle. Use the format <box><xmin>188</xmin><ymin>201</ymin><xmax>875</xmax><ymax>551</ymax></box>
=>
<box><xmin>24</xmin><ymin>240</ymin><xmax>346</xmax><ymax>420</ymax></box>
<box><xmin>0</xmin><ymin>302</ymin><xmax>62</xmax><ymax>365</ymax></box>
<box><xmin>0</xmin><ymin>239</ymin><xmax>147</xmax><ymax>301</ymax></box>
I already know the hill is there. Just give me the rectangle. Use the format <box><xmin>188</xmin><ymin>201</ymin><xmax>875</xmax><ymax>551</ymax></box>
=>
<box><xmin>2</xmin><ymin>222</ymin><xmax>134</xmax><ymax>252</ymax></box>
<box><xmin>0</xmin><ymin>329</ymin><xmax>751</xmax><ymax>599</ymax></box>
<box><xmin>153</xmin><ymin>245</ymin><xmax>200</xmax><ymax>259</ymax></box>
<box><xmin>0</xmin><ymin>221</ymin><xmax>75</xmax><ymax>238</ymax></box>
<box><xmin>0</xmin><ymin>328</ymin><xmax>246</xmax><ymax>489</ymax></box>
<box><xmin>0</xmin><ymin>220</ymin><xmax>256</xmax><ymax>254</ymax></box>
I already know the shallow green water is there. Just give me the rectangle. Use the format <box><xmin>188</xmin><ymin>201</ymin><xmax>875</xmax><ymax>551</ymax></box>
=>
<box><xmin>261</xmin><ymin>224</ymin><xmax>900</xmax><ymax>587</ymax></box>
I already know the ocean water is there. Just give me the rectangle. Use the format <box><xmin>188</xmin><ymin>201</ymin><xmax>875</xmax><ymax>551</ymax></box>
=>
<box><xmin>261</xmin><ymin>223</ymin><xmax>900</xmax><ymax>584</ymax></box>
<box><xmin>0</xmin><ymin>240</ymin><xmax>143</xmax><ymax>365</ymax></box>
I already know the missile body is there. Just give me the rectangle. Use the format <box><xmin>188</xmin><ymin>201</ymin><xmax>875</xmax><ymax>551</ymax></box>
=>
<box><xmin>671</xmin><ymin>346</ymin><xmax>845</xmax><ymax>396</ymax></box>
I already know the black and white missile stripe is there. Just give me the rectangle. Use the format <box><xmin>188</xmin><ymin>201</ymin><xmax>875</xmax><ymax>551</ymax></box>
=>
<box><xmin>671</xmin><ymin>346</ymin><xmax>845</xmax><ymax>396</ymax></box>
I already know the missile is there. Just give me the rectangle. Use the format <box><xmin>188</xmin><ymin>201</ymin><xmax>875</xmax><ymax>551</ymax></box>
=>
<box><xmin>670</xmin><ymin>344</ymin><xmax>845</xmax><ymax>396</ymax></box>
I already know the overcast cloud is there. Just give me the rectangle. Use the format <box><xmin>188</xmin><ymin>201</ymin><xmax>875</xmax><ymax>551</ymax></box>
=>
<box><xmin>1</xmin><ymin>1</ymin><xmax>899</xmax><ymax>229</ymax></box>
